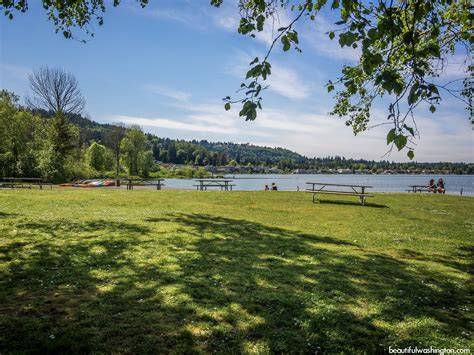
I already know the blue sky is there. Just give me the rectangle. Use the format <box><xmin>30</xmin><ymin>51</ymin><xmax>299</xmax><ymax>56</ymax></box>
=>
<box><xmin>1</xmin><ymin>0</ymin><xmax>472</xmax><ymax>162</ymax></box>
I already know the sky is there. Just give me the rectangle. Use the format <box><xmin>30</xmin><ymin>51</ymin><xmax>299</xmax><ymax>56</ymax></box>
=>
<box><xmin>0</xmin><ymin>0</ymin><xmax>472</xmax><ymax>162</ymax></box>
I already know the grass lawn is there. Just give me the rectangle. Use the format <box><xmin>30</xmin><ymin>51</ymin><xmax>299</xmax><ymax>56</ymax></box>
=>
<box><xmin>0</xmin><ymin>189</ymin><xmax>473</xmax><ymax>353</ymax></box>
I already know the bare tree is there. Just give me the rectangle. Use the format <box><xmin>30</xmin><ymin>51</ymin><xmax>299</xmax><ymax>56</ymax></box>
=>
<box><xmin>26</xmin><ymin>67</ymin><xmax>85</xmax><ymax>115</ymax></box>
<box><xmin>105</xmin><ymin>123</ymin><xmax>127</xmax><ymax>177</ymax></box>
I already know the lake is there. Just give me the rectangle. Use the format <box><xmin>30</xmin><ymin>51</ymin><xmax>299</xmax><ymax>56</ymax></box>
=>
<box><xmin>163</xmin><ymin>174</ymin><xmax>474</xmax><ymax>196</ymax></box>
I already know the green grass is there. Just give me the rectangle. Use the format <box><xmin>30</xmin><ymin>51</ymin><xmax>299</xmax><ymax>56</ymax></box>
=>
<box><xmin>0</xmin><ymin>189</ymin><xmax>473</xmax><ymax>353</ymax></box>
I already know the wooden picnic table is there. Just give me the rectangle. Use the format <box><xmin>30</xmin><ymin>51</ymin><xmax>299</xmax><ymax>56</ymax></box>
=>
<box><xmin>408</xmin><ymin>185</ymin><xmax>430</xmax><ymax>193</ymax></box>
<box><xmin>0</xmin><ymin>177</ymin><xmax>52</xmax><ymax>190</ymax></box>
<box><xmin>194</xmin><ymin>179</ymin><xmax>235</xmax><ymax>191</ymax></box>
<box><xmin>124</xmin><ymin>178</ymin><xmax>165</xmax><ymax>190</ymax></box>
<box><xmin>306</xmin><ymin>182</ymin><xmax>374</xmax><ymax>206</ymax></box>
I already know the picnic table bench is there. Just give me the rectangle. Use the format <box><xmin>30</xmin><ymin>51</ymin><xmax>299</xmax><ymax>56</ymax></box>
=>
<box><xmin>124</xmin><ymin>178</ymin><xmax>165</xmax><ymax>190</ymax></box>
<box><xmin>407</xmin><ymin>185</ymin><xmax>430</xmax><ymax>193</ymax></box>
<box><xmin>306</xmin><ymin>182</ymin><xmax>374</xmax><ymax>206</ymax></box>
<box><xmin>194</xmin><ymin>179</ymin><xmax>235</xmax><ymax>191</ymax></box>
<box><xmin>0</xmin><ymin>177</ymin><xmax>52</xmax><ymax>190</ymax></box>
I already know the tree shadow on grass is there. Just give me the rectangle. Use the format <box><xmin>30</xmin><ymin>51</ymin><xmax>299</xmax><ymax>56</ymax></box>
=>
<box><xmin>0</xmin><ymin>211</ymin><xmax>18</xmax><ymax>218</ymax></box>
<box><xmin>1</xmin><ymin>214</ymin><xmax>471</xmax><ymax>353</ymax></box>
<box><xmin>144</xmin><ymin>214</ymin><xmax>471</xmax><ymax>352</ymax></box>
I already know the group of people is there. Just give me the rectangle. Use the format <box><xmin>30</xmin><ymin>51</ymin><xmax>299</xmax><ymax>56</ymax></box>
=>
<box><xmin>264</xmin><ymin>183</ymin><xmax>278</xmax><ymax>191</ymax></box>
<box><xmin>428</xmin><ymin>178</ymin><xmax>445</xmax><ymax>194</ymax></box>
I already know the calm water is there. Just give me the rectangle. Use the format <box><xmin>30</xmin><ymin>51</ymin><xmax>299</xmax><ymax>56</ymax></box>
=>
<box><xmin>164</xmin><ymin>174</ymin><xmax>474</xmax><ymax>196</ymax></box>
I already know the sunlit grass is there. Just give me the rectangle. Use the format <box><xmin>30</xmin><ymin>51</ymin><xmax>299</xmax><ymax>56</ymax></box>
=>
<box><xmin>0</xmin><ymin>189</ymin><xmax>473</xmax><ymax>353</ymax></box>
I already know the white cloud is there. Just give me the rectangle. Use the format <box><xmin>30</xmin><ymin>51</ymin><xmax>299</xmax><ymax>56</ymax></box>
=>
<box><xmin>112</xmin><ymin>107</ymin><xmax>268</xmax><ymax>138</ymax></box>
<box><xmin>440</xmin><ymin>53</ymin><xmax>471</xmax><ymax>78</ymax></box>
<box><xmin>267</xmin><ymin>62</ymin><xmax>312</xmax><ymax>99</ymax></box>
<box><xmin>116</xmin><ymin>115</ymin><xmax>236</xmax><ymax>134</ymax></box>
<box><xmin>130</xmin><ymin>0</ymin><xmax>296</xmax><ymax>48</ymax></box>
<box><xmin>143</xmin><ymin>84</ymin><xmax>191</xmax><ymax>102</ymax></box>
<box><xmin>0</xmin><ymin>63</ymin><xmax>30</xmax><ymax>83</ymax></box>
<box><xmin>301</xmin><ymin>15</ymin><xmax>360</xmax><ymax>62</ymax></box>
<box><xmin>229</xmin><ymin>51</ymin><xmax>312</xmax><ymax>99</ymax></box>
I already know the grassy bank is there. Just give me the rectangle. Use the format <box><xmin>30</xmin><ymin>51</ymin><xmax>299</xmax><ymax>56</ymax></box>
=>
<box><xmin>0</xmin><ymin>190</ymin><xmax>472</xmax><ymax>353</ymax></box>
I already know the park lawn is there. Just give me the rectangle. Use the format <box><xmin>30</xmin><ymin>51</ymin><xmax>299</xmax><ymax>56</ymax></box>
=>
<box><xmin>0</xmin><ymin>189</ymin><xmax>472</xmax><ymax>353</ymax></box>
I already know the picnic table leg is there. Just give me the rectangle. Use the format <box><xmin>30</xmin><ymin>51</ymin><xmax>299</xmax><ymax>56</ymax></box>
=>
<box><xmin>312</xmin><ymin>192</ymin><xmax>316</xmax><ymax>203</ymax></box>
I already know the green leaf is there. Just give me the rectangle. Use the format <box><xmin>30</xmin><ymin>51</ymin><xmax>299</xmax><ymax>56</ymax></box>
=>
<box><xmin>394</xmin><ymin>135</ymin><xmax>408</xmax><ymax>151</ymax></box>
<box><xmin>387</xmin><ymin>128</ymin><xmax>396</xmax><ymax>144</ymax></box>
<box><xmin>281</xmin><ymin>36</ymin><xmax>291</xmax><ymax>51</ymax></box>
<box><xmin>224</xmin><ymin>103</ymin><xmax>231</xmax><ymax>111</ymax></box>
<box><xmin>429</xmin><ymin>105</ymin><xmax>436</xmax><ymax>113</ymax></box>
<box><xmin>367</xmin><ymin>28</ymin><xmax>377</xmax><ymax>39</ymax></box>
<box><xmin>249</xmin><ymin>57</ymin><xmax>259</xmax><ymax>65</ymax></box>
<box><xmin>329</xmin><ymin>31</ymin><xmax>335</xmax><ymax>40</ymax></box>
<box><xmin>247</xmin><ymin>107</ymin><xmax>257</xmax><ymax>121</ymax></box>
<box><xmin>256</xmin><ymin>14</ymin><xmax>265</xmax><ymax>31</ymax></box>
<box><xmin>407</xmin><ymin>150</ymin><xmax>415</xmax><ymax>160</ymax></box>
<box><xmin>404</xmin><ymin>124</ymin><xmax>415</xmax><ymax>136</ymax></box>
<box><xmin>407</xmin><ymin>84</ymin><xmax>419</xmax><ymax>105</ymax></box>
<box><xmin>287</xmin><ymin>31</ymin><xmax>299</xmax><ymax>44</ymax></box>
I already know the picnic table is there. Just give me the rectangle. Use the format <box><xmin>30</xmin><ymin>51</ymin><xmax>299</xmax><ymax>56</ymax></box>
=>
<box><xmin>306</xmin><ymin>182</ymin><xmax>374</xmax><ymax>206</ymax></box>
<box><xmin>408</xmin><ymin>185</ymin><xmax>430</xmax><ymax>193</ymax></box>
<box><xmin>124</xmin><ymin>178</ymin><xmax>165</xmax><ymax>190</ymax></box>
<box><xmin>194</xmin><ymin>179</ymin><xmax>235</xmax><ymax>191</ymax></box>
<box><xmin>0</xmin><ymin>177</ymin><xmax>52</xmax><ymax>190</ymax></box>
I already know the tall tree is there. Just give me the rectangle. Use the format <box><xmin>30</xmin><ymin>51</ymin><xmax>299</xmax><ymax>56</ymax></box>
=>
<box><xmin>26</xmin><ymin>67</ymin><xmax>85</xmax><ymax>115</ymax></box>
<box><xmin>105</xmin><ymin>123</ymin><xmax>126</xmax><ymax>176</ymax></box>
<box><xmin>26</xmin><ymin>67</ymin><xmax>83</xmax><ymax>181</ymax></box>
<box><xmin>0</xmin><ymin>90</ymin><xmax>40</xmax><ymax>177</ymax></box>
<box><xmin>86</xmin><ymin>141</ymin><xmax>107</xmax><ymax>172</ymax></box>
<box><xmin>120</xmin><ymin>125</ymin><xmax>148</xmax><ymax>176</ymax></box>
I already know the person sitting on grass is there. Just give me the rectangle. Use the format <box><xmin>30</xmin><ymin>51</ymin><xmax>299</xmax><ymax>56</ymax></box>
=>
<box><xmin>428</xmin><ymin>179</ymin><xmax>437</xmax><ymax>193</ymax></box>
<box><xmin>264</xmin><ymin>185</ymin><xmax>269</xmax><ymax>191</ymax></box>
<box><xmin>271</xmin><ymin>182</ymin><xmax>278</xmax><ymax>191</ymax></box>
<box><xmin>437</xmin><ymin>178</ymin><xmax>446</xmax><ymax>194</ymax></box>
